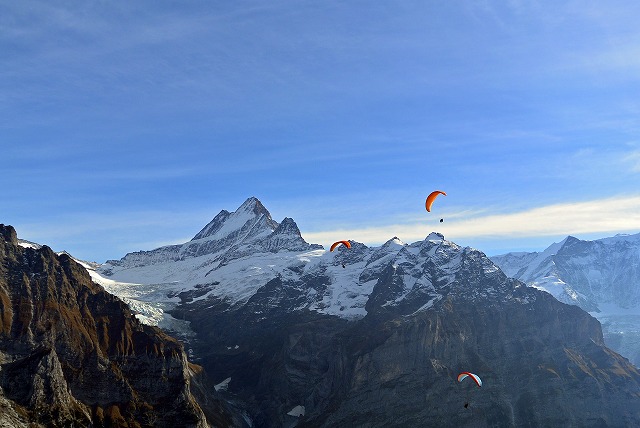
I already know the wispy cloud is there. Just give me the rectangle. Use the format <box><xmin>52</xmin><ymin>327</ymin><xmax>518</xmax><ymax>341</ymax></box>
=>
<box><xmin>301</xmin><ymin>195</ymin><xmax>640</xmax><ymax>248</ymax></box>
<box><xmin>623</xmin><ymin>150</ymin><xmax>640</xmax><ymax>173</ymax></box>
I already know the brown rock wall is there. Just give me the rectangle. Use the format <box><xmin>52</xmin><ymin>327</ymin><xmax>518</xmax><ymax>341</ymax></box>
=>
<box><xmin>0</xmin><ymin>224</ymin><xmax>233</xmax><ymax>427</ymax></box>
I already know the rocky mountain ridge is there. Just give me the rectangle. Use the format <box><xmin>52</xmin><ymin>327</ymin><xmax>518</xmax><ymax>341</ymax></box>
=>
<box><xmin>0</xmin><ymin>224</ymin><xmax>238</xmax><ymax>427</ymax></box>
<box><xmin>491</xmin><ymin>233</ymin><xmax>640</xmax><ymax>366</ymax></box>
<box><xmin>103</xmin><ymin>197</ymin><xmax>321</xmax><ymax>273</ymax></box>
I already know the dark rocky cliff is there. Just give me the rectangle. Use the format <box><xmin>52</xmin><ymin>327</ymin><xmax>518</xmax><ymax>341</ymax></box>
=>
<box><xmin>313</xmin><ymin>292</ymin><xmax>640</xmax><ymax>427</ymax></box>
<box><xmin>0</xmin><ymin>224</ymin><xmax>235</xmax><ymax>427</ymax></box>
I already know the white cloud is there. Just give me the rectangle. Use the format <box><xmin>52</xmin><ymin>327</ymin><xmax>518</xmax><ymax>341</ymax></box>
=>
<box><xmin>302</xmin><ymin>195</ymin><xmax>640</xmax><ymax>247</ymax></box>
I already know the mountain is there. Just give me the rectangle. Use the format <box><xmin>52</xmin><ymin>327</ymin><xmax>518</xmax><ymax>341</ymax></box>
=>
<box><xmin>96</xmin><ymin>197</ymin><xmax>323</xmax><ymax>328</ymax></box>
<box><xmin>103</xmin><ymin>197</ymin><xmax>320</xmax><ymax>272</ymax></box>
<box><xmin>491</xmin><ymin>233</ymin><xmax>640</xmax><ymax>367</ymax></box>
<box><xmin>96</xmin><ymin>199</ymin><xmax>640</xmax><ymax>427</ymax></box>
<box><xmin>0</xmin><ymin>224</ymin><xmax>238</xmax><ymax>427</ymax></box>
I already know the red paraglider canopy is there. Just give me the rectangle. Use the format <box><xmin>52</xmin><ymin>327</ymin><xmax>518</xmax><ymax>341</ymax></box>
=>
<box><xmin>330</xmin><ymin>240</ymin><xmax>351</xmax><ymax>252</ymax></box>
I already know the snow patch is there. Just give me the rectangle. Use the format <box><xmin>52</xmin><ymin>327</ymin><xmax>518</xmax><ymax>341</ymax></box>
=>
<box><xmin>287</xmin><ymin>405</ymin><xmax>305</xmax><ymax>417</ymax></box>
<box><xmin>426</xmin><ymin>232</ymin><xmax>444</xmax><ymax>244</ymax></box>
<box><xmin>214</xmin><ymin>377</ymin><xmax>231</xmax><ymax>391</ymax></box>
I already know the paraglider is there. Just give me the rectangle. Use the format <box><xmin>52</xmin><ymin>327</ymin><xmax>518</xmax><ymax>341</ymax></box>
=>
<box><xmin>425</xmin><ymin>190</ymin><xmax>446</xmax><ymax>212</ymax></box>
<box><xmin>457</xmin><ymin>372</ymin><xmax>482</xmax><ymax>387</ymax></box>
<box><xmin>458</xmin><ymin>372</ymin><xmax>482</xmax><ymax>409</ymax></box>
<box><xmin>331</xmin><ymin>241</ymin><xmax>351</xmax><ymax>268</ymax></box>
<box><xmin>330</xmin><ymin>241</ymin><xmax>351</xmax><ymax>252</ymax></box>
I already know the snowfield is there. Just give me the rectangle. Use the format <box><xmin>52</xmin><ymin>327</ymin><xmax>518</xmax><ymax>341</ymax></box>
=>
<box><xmin>492</xmin><ymin>232</ymin><xmax>640</xmax><ymax>367</ymax></box>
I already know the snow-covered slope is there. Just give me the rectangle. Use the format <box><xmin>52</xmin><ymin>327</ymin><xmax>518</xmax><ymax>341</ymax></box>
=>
<box><xmin>98</xmin><ymin>198</ymin><xmax>325</xmax><ymax>321</ymax></box>
<box><xmin>17</xmin><ymin>239</ymin><xmax>42</xmax><ymax>250</ymax></box>
<box><xmin>92</xmin><ymin>199</ymin><xmax>513</xmax><ymax>334</ymax></box>
<box><xmin>492</xmin><ymin>233</ymin><xmax>640</xmax><ymax>366</ymax></box>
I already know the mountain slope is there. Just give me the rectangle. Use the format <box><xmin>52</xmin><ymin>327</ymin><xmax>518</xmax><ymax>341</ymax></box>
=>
<box><xmin>492</xmin><ymin>233</ymin><xmax>640</xmax><ymax>366</ymax></box>
<box><xmin>99</xmin><ymin>197</ymin><xmax>321</xmax><ymax>312</ymax></box>
<box><xmin>174</xmin><ymin>230</ymin><xmax>640</xmax><ymax>427</ymax></box>
<box><xmin>0</xmin><ymin>224</ymin><xmax>237</xmax><ymax>427</ymax></box>
<box><xmin>92</xmin><ymin>199</ymin><xmax>640</xmax><ymax>427</ymax></box>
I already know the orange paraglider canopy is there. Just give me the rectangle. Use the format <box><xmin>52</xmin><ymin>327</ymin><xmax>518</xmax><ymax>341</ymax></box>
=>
<box><xmin>330</xmin><ymin>241</ymin><xmax>351</xmax><ymax>252</ymax></box>
<box><xmin>425</xmin><ymin>190</ymin><xmax>446</xmax><ymax>212</ymax></box>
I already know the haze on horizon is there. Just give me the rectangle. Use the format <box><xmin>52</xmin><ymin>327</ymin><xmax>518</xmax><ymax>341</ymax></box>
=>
<box><xmin>2</xmin><ymin>1</ymin><xmax>640</xmax><ymax>262</ymax></box>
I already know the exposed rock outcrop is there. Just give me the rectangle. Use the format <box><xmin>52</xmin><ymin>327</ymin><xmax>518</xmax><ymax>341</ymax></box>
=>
<box><xmin>0</xmin><ymin>224</ymin><xmax>235</xmax><ymax>427</ymax></box>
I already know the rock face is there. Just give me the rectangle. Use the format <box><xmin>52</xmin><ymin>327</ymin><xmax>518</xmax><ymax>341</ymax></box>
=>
<box><xmin>491</xmin><ymin>233</ymin><xmax>640</xmax><ymax>367</ymax></box>
<box><xmin>0</xmin><ymin>224</ymin><xmax>235</xmax><ymax>427</ymax></box>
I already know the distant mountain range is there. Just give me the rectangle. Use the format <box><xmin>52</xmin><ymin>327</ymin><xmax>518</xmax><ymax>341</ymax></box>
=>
<box><xmin>91</xmin><ymin>197</ymin><xmax>640</xmax><ymax>427</ymax></box>
<box><xmin>491</xmin><ymin>233</ymin><xmax>640</xmax><ymax>367</ymax></box>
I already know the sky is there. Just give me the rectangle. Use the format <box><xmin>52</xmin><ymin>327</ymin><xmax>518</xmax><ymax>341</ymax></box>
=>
<box><xmin>2</xmin><ymin>0</ymin><xmax>640</xmax><ymax>262</ymax></box>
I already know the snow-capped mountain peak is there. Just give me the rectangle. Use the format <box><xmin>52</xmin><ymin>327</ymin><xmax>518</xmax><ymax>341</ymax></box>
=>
<box><xmin>99</xmin><ymin>198</ymin><xmax>320</xmax><ymax>291</ymax></box>
<box><xmin>258</xmin><ymin>217</ymin><xmax>322</xmax><ymax>253</ymax></box>
<box><xmin>103</xmin><ymin>197</ymin><xmax>292</xmax><ymax>272</ymax></box>
<box><xmin>384</xmin><ymin>236</ymin><xmax>406</xmax><ymax>249</ymax></box>
<box><xmin>492</xmin><ymin>233</ymin><xmax>640</xmax><ymax>309</ymax></box>
<box><xmin>272</xmin><ymin>217</ymin><xmax>302</xmax><ymax>237</ymax></box>
<box><xmin>191</xmin><ymin>196</ymin><xmax>278</xmax><ymax>242</ymax></box>
<box><xmin>491</xmin><ymin>231</ymin><xmax>640</xmax><ymax>366</ymax></box>
<box><xmin>426</xmin><ymin>232</ymin><xmax>444</xmax><ymax>244</ymax></box>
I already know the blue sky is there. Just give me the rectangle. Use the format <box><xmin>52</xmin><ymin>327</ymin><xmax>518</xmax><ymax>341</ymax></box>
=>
<box><xmin>2</xmin><ymin>1</ymin><xmax>640</xmax><ymax>262</ymax></box>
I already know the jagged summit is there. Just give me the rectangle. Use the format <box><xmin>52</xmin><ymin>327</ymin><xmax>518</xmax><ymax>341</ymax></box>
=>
<box><xmin>101</xmin><ymin>197</ymin><xmax>319</xmax><ymax>279</ymax></box>
<box><xmin>273</xmin><ymin>217</ymin><xmax>301</xmax><ymax>236</ymax></box>
<box><xmin>426</xmin><ymin>231</ymin><xmax>444</xmax><ymax>243</ymax></box>
<box><xmin>260</xmin><ymin>217</ymin><xmax>322</xmax><ymax>253</ymax></box>
<box><xmin>565</xmin><ymin>234</ymin><xmax>579</xmax><ymax>242</ymax></box>
<box><xmin>382</xmin><ymin>236</ymin><xmax>405</xmax><ymax>248</ymax></box>
<box><xmin>0</xmin><ymin>224</ymin><xmax>17</xmax><ymax>245</ymax></box>
<box><xmin>191</xmin><ymin>196</ymin><xmax>277</xmax><ymax>241</ymax></box>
